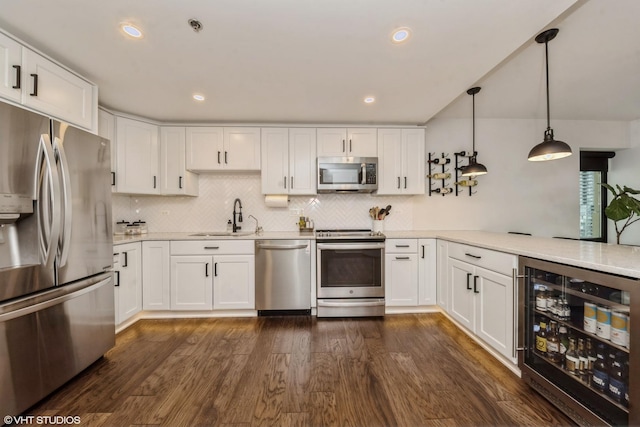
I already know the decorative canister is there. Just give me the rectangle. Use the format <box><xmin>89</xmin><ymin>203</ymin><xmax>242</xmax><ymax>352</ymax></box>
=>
<box><xmin>583</xmin><ymin>302</ymin><xmax>597</xmax><ymax>333</ymax></box>
<box><xmin>596</xmin><ymin>305</ymin><xmax>612</xmax><ymax>340</ymax></box>
<box><xmin>611</xmin><ymin>310</ymin><xmax>628</xmax><ymax>346</ymax></box>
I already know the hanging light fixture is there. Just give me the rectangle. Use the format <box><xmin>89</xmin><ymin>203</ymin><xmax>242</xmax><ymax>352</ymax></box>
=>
<box><xmin>461</xmin><ymin>87</ymin><xmax>488</xmax><ymax>177</ymax></box>
<box><xmin>528</xmin><ymin>28</ymin><xmax>572</xmax><ymax>162</ymax></box>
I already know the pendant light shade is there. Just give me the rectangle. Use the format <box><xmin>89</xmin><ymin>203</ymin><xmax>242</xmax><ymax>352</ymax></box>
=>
<box><xmin>528</xmin><ymin>28</ymin><xmax>572</xmax><ymax>162</ymax></box>
<box><xmin>461</xmin><ymin>86</ymin><xmax>487</xmax><ymax>177</ymax></box>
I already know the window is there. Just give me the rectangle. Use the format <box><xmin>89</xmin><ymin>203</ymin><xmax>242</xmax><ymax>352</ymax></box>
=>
<box><xmin>579</xmin><ymin>151</ymin><xmax>615</xmax><ymax>242</ymax></box>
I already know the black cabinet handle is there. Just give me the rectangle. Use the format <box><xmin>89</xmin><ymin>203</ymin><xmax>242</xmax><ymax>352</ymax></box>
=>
<box><xmin>179</xmin><ymin>176</ymin><xmax>183</xmax><ymax>189</ymax></box>
<box><xmin>204</xmin><ymin>246</ymin><xmax>220</xmax><ymax>250</ymax></box>
<box><xmin>284</xmin><ymin>176</ymin><xmax>287</xmax><ymax>189</ymax></box>
<box><xmin>123</xmin><ymin>252</ymin><xmax>128</xmax><ymax>268</ymax></box>
<box><xmin>465</xmin><ymin>253</ymin><xmax>482</xmax><ymax>259</ymax></box>
<box><xmin>30</xmin><ymin>73</ymin><xmax>38</xmax><ymax>96</ymax></box>
<box><xmin>466</xmin><ymin>273</ymin><xmax>472</xmax><ymax>290</ymax></box>
<box><xmin>473</xmin><ymin>275</ymin><xmax>479</xmax><ymax>293</ymax></box>
<box><xmin>397</xmin><ymin>177</ymin><xmax>401</xmax><ymax>189</ymax></box>
<box><xmin>404</xmin><ymin>177</ymin><xmax>407</xmax><ymax>189</ymax></box>
<box><xmin>205</xmin><ymin>263</ymin><xmax>209</xmax><ymax>277</ymax></box>
<box><xmin>291</xmin><ymin>176</ymin><xmax>294</xmax><ymax>188</ymax></box>
<box><xmin>349</xmin><ymin>139</ymin><xmax>352</xmax><ymax>152</ymax></box>
<box><xmin>217</xmin><ymin>151</ymin><xmax>221</xmax><ymax>164</ymax></box>
<box><xmin>224</xmin><ymin>151</ymin><xmax>228</xmax><ymax>164</ymax></box>
<box><xmin>395</xmin><ymin>256</ymin><xmax>410</xmax><ymax>260</ymax></box>
<box><xmin>395</xmin><ymin>245</ymin><xmax>410</xmax><ymax>248</ymax></box>
<box><xmin>421</xmin><ymin>245</ymin><xmax>425</xmax><ymax>259</ymax></box>
<box><xmin>342</xmin><ymin>139</ymin><xmax>345</xmax><ymax>153</ymax></box>
<box><xmin>12</xmin><ymin>65</ymin><xmax>21</xmax><ymax>89</ymax></box>
<box><xmin>214</xmin><ymin>263</ymin><xmax>218</xmax><ymax>277</ymax></box>
<box><xmin>111</xmin><ymin>172</ymin><xmax>116</xmax><ymax>186</ymax></box>
<box><xmin>114</xmin><ymin>270</ymin><xmax>120</xmax><ymax>287</ymax></box>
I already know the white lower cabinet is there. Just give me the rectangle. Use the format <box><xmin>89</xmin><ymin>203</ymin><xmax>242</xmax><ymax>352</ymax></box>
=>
<box><xmin>446</xmin><ymin>242</ymin><xmax>517</xmax><ymax>361</ymax></box>
<box><xmin>385</xmin><ymin>239</ymin><xmax>418</xmax><ymax>306</ymax></box>
<box><xmin>114</xmin><ymin>242</ymin><xmax>142</xmax><ymax>325</ymax></box>
<box><xmin>170</xmin><ymin>240</ymin><xmax>255</xmax><ymax>311</ymax></box>
<box><xmin>142</xmin><ymin>241</ymin><xmax>170</xmax><ymax>310</ymax></box>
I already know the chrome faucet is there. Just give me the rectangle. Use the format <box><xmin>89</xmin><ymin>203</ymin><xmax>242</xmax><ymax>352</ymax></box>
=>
<box><xmin>248</xmin><ymin>214</ymin><xmax>262</xmax><ymax>234</ymax></box>
<box><xmin>232</xmin><ymin>198</ymin><xmax>243</xmax><ymax>232</ymax></box>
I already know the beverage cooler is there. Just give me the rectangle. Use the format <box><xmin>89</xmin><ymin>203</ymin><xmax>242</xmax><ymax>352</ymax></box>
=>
<box><xmin>518</xmin><ymin>257</ymin><xmax>638</xmax><ymax>426</ymax></box>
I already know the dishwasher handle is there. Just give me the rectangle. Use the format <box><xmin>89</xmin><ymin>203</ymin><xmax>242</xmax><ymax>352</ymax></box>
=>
<box><xmin>256</xmin><ymin>243</ymin><xmax>308</xmax><ymax>250</ymax></box>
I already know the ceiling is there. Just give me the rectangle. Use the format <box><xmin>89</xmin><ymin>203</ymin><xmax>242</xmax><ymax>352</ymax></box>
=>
<box><xmin>0</xmin><ymin>0</ymin><xmax>638</xmax><ymax>125</ymax></box>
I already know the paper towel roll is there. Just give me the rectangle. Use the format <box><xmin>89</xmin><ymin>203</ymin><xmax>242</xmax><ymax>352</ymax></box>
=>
<box><xmin>265</xmin><ymin>195</ymin><xmax>289</xmax><ymax>208</ymax></box>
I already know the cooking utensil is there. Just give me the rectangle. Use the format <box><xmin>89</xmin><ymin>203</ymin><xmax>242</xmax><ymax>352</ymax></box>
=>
<box><xmin>378</xmin><ymin>208</ymin><xmax>386</xmax><ymax>220</ymax></box>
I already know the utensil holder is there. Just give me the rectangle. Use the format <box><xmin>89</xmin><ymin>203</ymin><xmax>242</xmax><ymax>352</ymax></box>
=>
<box><xmin>372</xmin><ymin>220</ymin><xmax>384</xmax><ymax>234</ymax></box>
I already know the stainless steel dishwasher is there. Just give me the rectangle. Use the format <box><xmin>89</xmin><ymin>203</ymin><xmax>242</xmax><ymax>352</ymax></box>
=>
<box><xmin>255</xmin><ymin>240</ymin><xmax>311</xmax><ymax>315</ymax></box>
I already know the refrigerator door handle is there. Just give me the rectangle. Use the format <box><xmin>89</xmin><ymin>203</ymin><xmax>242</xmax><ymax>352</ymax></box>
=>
<box><xmin>35</xmin><ymin>134</ymin><xmax>62</xmax><ymax>272</ymax></box>
<box><xmin>53</xmin><ymin>137</ymin><xmax>72</xmax><ymax>268</ymax></box>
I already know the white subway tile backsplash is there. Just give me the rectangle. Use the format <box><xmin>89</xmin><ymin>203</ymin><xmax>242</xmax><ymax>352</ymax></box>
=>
<box><xmin>112</xmin><ymin>174</ymin><xmax>413</xmax><ymax>233</ymax></box>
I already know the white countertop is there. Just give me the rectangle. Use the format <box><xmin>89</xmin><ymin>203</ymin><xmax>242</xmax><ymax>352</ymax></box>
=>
<box><xmin>113</xmin><ymin>230</ymin><xmax>640</xmax><ymax>279</ymax></box>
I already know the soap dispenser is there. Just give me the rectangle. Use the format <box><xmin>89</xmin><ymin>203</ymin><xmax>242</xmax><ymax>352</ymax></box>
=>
<box><xmin>226</xmin><ymin>220</ymin><xmax>233</xmax><ymax>232</ymax></box>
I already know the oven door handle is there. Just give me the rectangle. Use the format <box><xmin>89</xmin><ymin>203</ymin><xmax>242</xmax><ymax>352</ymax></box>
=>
<box><xmin>317</xmin><ymin>243</ymin><xmax>385</xmax><ymax>251</ymax></box>
<box><xmin>317</xmin><ymin>300</ymin><xmax>385</xmax><ymax>308</ymax></box>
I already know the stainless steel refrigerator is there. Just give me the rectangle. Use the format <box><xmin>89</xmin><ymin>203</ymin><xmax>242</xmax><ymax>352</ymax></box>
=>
<box><xmin>0</xmin><ymin>101</ymin><xmax>114</xmax><ymax>417</ymax></box>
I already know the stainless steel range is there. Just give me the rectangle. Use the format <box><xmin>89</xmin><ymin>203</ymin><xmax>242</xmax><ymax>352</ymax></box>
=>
<box><xmin>316</xmin><ymin>229</ymin><xmax>385</xmax><ymax>317</ymax></box>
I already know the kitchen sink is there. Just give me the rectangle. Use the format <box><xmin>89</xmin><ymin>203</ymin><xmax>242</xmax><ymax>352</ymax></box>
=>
<box><xmin>189</xmin><ymin>231</ymin><xmax>254</xmax><ymax>237</ymax></box>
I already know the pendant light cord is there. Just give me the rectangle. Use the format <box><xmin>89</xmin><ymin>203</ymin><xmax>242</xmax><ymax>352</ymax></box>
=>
<box><xmin>545</xmin><ymin>40</ymin><xmax>551</xmax><ymax>133</ymax></box>
<box><xmin>472</xmin><ymin>91</ymin><xmax>476</xmax><ymax>152</ymax></box>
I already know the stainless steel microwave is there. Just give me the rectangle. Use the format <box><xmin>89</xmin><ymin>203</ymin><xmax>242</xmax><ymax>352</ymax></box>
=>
<box><xmin>317</xmin><ymin>157</ymin><xmax>378</xmax><ymax>193</ymax></box>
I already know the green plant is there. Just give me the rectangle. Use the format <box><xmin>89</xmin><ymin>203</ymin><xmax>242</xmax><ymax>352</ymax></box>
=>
<box><xmin>602</xmin><ymin>184</ymin><xmax>640</xmax><ymax>244</ymax></box>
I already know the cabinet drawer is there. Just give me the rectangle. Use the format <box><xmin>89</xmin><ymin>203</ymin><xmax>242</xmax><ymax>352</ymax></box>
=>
<box><xmin>447</xmin><ymin>242</ymin><xmax>516</xmax><ymax>276</ymax></box>
<box><xmin>385</xmin><ymin>239</ymin><xmax>418</xmax><ymax>254</ymax></box>
<box><xmin>170</xmin><ymin>240</ymin><xmax>254</xmax><ymax>255</ymax></box>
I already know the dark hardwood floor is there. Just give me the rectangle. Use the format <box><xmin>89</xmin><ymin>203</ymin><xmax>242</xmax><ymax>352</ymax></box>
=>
<box><xmin>28</xmin><ymin>313</ymin><xmax>575</xmax><ymax>426</ymax></box>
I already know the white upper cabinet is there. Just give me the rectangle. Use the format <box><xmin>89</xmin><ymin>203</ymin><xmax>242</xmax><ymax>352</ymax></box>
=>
<box><xmin>186</xmin><ymin>127</ymin><xmax>260</xmax><ymax>172</ymax></box>
<box><xmin>0</xmin><ymin>32</ymin><xmax>22</xmax><ymax>103</ymax></box>
<box><xmin>0</xmin><ymin>31</ymin><xmax>97</xmax><ymax>132</ymax></box>
<box><xmin>160</xmin><ymin>127</ymin><xmax>198</xmax><ymax>196</ymax></box>
<box><xmin>97</xmin><ymin>108</ymin><xmax>116</xmax><ymax>191</ymax></box>
<box><xmin>261</xmin><ymin>127</ymin><xmax>316</xmax><ymax>195</ymax></box>
<box><xmin>377</xmin><ymin>128</ymin><xmax>425</xmax><ymax>195</ymax></box>
<box><xmin>115</xmin><ymin>116</ymin><xmax>160</xmax><ymax>195</ymax></box>
<box><xmin>317</xmin><ymin>128</ymin><xmax>377</xmax><ymax>157</ymax></box>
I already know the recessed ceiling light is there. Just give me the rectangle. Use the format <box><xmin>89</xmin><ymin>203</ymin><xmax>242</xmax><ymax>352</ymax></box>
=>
<box><xmin>121</xmin><ymin>23</ymin><xmax>143</xmax><ymax>38</ymax></box>
<box><xmin>391</xmin><ymin>27</ymin><xmax>411</xmax><ymax>43</ymax></box>
<box><xmin>193</xmin><ymin>94</ymin><xmax>205</xmax><ymax>101</ymax></box>
<box><xmin>364</xmin><ymin>97</ymin><xmax>375</xmax><ymax>104</ymax></box>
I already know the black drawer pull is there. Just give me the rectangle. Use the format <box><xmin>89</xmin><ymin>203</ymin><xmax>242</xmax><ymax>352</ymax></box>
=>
<box><xmin>473</xmin><ymin>275</ymin><xmax>479</xmax><ymax>293</ymax></box>
<box><xmin>179</xmin><ymin>176</ymin><xmax>183</xmax><ymax>189</ymax></box>
<box><xmin>217</xmin><ymin>151</ymin><xmax>221</xmax><ymax>164</ymax></box>
<box><xmin>421</xmin><ymin>245</ymin><xmax>425</xmax><ymax>259</ymax></box>
<box><xmin>111</xmin><ymin>171</ymin><xmax>116</xmax><ymax>186</ymax></box>
<box><xmin>204</xmin><ymin>246</ymin><xmax>220</xmax><ymax>250</ymax></box>
<box><xmin>123</xmin><ymin>252</ymin><xmax>128</xmax><ymax>268</ymax></box>
<box><xmin>214</xmin><ymin>262</ymin><xmax>218</xmax><ymax>276</ymax></box>
<box><xmin>465</xmin><ymin>253</ymin><xmax>481</xmax><ymax>259</ymax></box>
<box><xmin>205</xmin><ymin>263</ymin><xmax>209</xmax><ymax>277</ymax></box>
<box><xmin>396</xmin><ymin>256</ymin><xmax>410</xmax><ymax>260</ymax></box>
<box><xmin>395</xmin><ymin>245</ymin><xmax>410</xmax><ymax>248</ymax></box>
<box><xmin>466</xmin><ymin>273</ymin><xmax>472</xmax><ymax>290</ymax></box>
<box><xmin>114</xmin><ymin>270</ymin><xmax>120</xmax><ymax>287</ymax></box>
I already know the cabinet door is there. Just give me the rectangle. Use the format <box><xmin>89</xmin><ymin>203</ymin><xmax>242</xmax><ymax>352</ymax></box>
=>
<box><xmin>116</xmin><ymin>243</ymin><xmax>142</xmax><ymax>324</ymax></box>
<box><xmin>385</xmin><ymin>253</ymin><xmax>418</xmax><ymax>306</ymax></box>
<box><xmin>186</xmin><ymin>127</ymin><xmax>224</xmax><ymax>171</ymax></box>
<box><xmin>475</xmin><ymin>266</ymin><xmax>514</xmax><ymax>360</ymax></box>
<box><xmin>160</xmin><ymin>127</ymin><xmax>198</xmax><ymax>196</ymax></box>
<box><xmin>436</xmin><ymin>239</ymin><xmax>449</xmax><ymax>310</ymax></box>
<box><xmin>402</xmin><ymin>129</ymin><xmax>425</xmax><ymax>194</ymax></box>
<box><xmin>448</xmin><ymin>258</ymin><xmax>475</xmax><ymax>330</ymax></box>
<box><xmin>171</xmin><ymin>256</ymin><xmax>213</xmax><ymax>310</ymax></box>
<box><xmin>115</xmin><ymin>117</ymin><xmax>159</xmax><ymax>194</ymax></box>
<box><xmin>22</xmin><ymin>49</ymin><xmax>95</xmax><ymax>131</ymax></box>
<box><xmin>261</xmin><ymin>128</ymin><xmax>289</xmax><ymax>194</ymax></box>
<box><xmin>213</xmin><ymin>254</ymin><xmax>255</xmax><ymax>310</ymax></box>
<box><xmin>376</xmin><ymin>129</ymin><xmax>403</xmax><ymax>195</ymax></box>
<box><xmin>0</xmin><ymin>32</ymin><xmax>22</xmax><ymax>103</ymax></box>
<box><xmin>317</xmin><ymin>128</ymin><xmax>347</xmax><ymax>156</ymax></box>
<box><xmin>288</xmin><ymin>128</ymin><xmax>317</xmax><ymax>195</ymax></box>
<box><xmin>347</xmin><ymin>128</ymin><xmax>377</xmax><ymax>157</ymax></box>
<box><xmin>98</xmin><ymin>109</ymin><xmax>116</xmax><ymax>192</ymax></box>
<box><xmin>142</xmin><ymin>241</ymin><xmax>170</xmax><ymax>310</ymax></box>
<box><xmin>418</xmin><ymin>239</ymin><xmax>437</xmax><ymax>306</ymax></box>
<box><xmin>224</xmin><ymin>127</ymin><xmax>261</xmax><ymax>170</ymax></box>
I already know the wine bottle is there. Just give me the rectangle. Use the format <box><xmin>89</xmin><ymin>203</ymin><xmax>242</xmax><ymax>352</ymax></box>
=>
<box><xmin>455</xmin><ymin>179</ymin><xmax>478</xmax><ymax>187</ymax></box>
<box><xmin>455</xmin><ymin>151</ymin><xmax>477</xmax><ymax>157</ymax></box>
<box><xmin>433</xmin><ymin>188</ymin><xmax>452</xmax><ymax>194</ymax></box>
<box><xmin>428</xmin><ymin>157</ymin><xmax>451</xmax><ymax>164</ymax></box>
<box><xmin>427</xmin><ymin>172</ymin><xmax>451</xmax><ymax>180</ymax></box>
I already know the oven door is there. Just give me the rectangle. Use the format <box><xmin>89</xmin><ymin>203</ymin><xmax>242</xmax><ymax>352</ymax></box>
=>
<box><xmin>316</xmin><ymin>242</ymin><xmax>384</xmax><ymax>298</ymax></box>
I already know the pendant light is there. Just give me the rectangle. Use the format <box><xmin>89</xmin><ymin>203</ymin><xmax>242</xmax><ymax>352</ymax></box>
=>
<box><xmin>461</xmin><ymin>87</ymin><xmax>488</xmax><ymax>176</ymax></box>
<box><xmin>528</xmin><ymin>28</ymin><xmax>572</xmax><ymax>162</ymax></box>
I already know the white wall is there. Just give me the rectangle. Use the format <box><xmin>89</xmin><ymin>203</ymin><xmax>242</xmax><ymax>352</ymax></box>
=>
<box><xmin>113</xmin><ymin>118</ymin><xmax>633</xmax><ymax>238</ymax></box>
<box><xmin>609</xmin><ymin>119</ymin><xmax>640</xmax><ymax>245</ymax></box>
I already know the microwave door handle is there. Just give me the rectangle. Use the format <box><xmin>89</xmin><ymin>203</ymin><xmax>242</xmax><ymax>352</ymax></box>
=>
<box><xmin>361</xmin><ymin>163</ymin><xmax>366</xmax><ymax>185</ymax></box>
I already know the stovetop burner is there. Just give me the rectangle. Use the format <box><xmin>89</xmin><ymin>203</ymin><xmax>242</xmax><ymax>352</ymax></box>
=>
<box><xmin>315</xmin><ymin>228</ymin><xmax>385</xmax><ymax>241</ymax></box>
